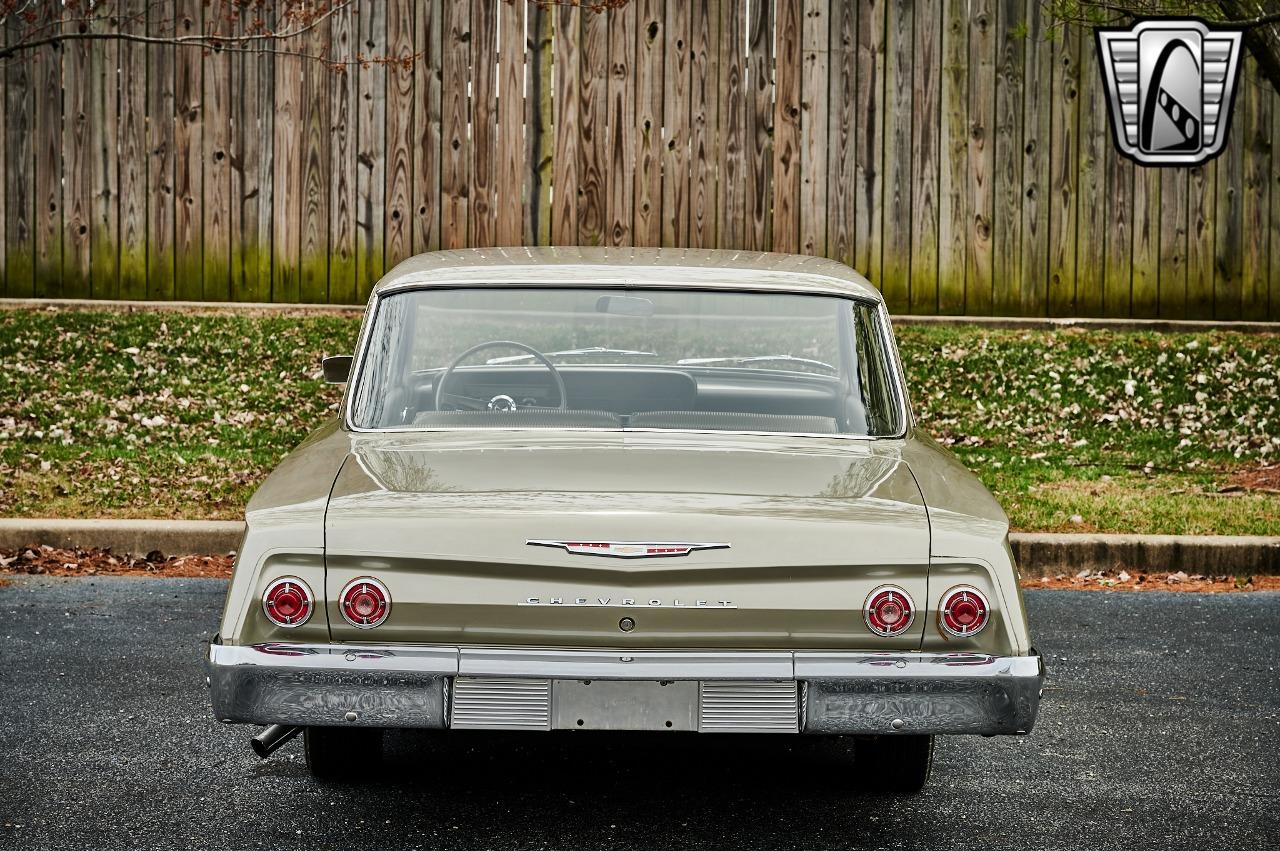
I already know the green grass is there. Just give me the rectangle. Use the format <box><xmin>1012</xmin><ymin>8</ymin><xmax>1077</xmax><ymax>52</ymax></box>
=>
<box><xmin>1</xmin><ymin>309</ymin><xmax>1277</xmax><ymax>534</ymax></box>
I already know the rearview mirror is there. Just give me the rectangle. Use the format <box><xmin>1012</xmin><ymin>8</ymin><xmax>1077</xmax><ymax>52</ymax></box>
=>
<box><xmin>322</xmin><ymin>355</ymin><xmax>353</xmax><ymax>384</ymax></box>
<box><xmin>596</xmin><ymin>295</ymin><xmax>655</xmax><ymax>317</ymax></box>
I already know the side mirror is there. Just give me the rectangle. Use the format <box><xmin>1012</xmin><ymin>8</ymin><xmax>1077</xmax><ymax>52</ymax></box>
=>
<box><xmin>322</xmin><ymin>355</ymin><xmax>353</xmax><ymax>384</ymax></box>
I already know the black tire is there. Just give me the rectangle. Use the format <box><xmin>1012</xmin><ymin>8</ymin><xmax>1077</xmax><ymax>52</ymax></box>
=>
<box><xmin>303</xmin><ymin>726</ymin><xmax>383</xmax><ymax>782</ymax></box>
<box><xmin>854</xmin><ymin>734</ymin><xmax>934</xmax><ymax>794</ymax></box>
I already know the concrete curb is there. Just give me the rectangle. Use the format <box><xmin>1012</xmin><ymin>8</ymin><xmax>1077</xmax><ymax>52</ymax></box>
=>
<box><xmin>2</xmin><ymin>519</ymin><xmax>1278</xmax><ymax>576</ymax></box>
<box><xmin>0</xmin><ymin>519</ymin><xmax>245</xmax><ymax>558</ymax></box>
<box><xmin>1010</xmin><ymin>533</ymin><xmax>1280</xmax><ymax>576</ymax></box>
<box><xmin>3</xmin><ymin>297</ymin><xmax>1276</xmax><ymax>334</ymax></box>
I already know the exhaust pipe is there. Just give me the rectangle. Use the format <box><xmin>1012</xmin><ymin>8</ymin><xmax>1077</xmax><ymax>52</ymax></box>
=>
<box><xmin>251</xmin><ymin>724</ymin><xmax>302</xmax><ymax>759</ymax></box>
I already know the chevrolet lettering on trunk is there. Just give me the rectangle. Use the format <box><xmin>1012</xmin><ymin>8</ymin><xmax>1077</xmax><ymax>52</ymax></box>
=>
<box><xmin>521</xmin><ymin>596</ymin><xmax>737</xmax><ymax>608</ymax></box>
<box><xmin>207</xmin><ymin>247</ymin><xmax>1046</xmax><ymax>793</ymax></box>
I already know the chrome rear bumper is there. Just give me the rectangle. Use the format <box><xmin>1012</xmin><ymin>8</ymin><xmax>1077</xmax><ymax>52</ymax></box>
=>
<box><xmin>208</xmin><ymin>642</ymin><xmax>1045</xmax><ymax>736</ymax></box>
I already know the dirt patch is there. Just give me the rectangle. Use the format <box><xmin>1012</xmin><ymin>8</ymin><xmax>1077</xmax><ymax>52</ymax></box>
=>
<box><xmin>1223</xmin><ymin>464</ymin><xmax>1280</xmax><ymax>494</ymax></box>
<box><xmin>1024</xmin><ymin>569</ymin><xmax>1280</xmax><ymax>592</ymax></box>
<box><xmin>0</xmin><ymin>546</ymin><xmax>233</xmax><ymax>578</ymax></box>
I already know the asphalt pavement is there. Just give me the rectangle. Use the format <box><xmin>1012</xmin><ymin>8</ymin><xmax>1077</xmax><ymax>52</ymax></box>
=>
<box><xmin>0</xmin><ymin>577</ymin><xmax>1276</xmax><ymax>850</ymax></box>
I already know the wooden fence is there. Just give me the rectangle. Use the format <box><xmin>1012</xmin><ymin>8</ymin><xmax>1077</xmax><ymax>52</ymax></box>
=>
<box><xmin>1</xmin><ymin>0</ymin><xmax>1277</xmax><ymax>319</ymax></box>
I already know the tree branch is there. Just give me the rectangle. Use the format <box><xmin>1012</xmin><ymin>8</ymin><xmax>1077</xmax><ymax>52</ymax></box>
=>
<box><xmin>0</xmin><ymin>0</ymin><xmax>362</xmax><ymax>61</ymax></box>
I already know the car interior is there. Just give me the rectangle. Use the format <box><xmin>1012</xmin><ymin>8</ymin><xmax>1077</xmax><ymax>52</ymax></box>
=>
<box><xmin>351</xmin><ymin>290</ymin><xmax>904</xmax><ymax>437</ymax></box>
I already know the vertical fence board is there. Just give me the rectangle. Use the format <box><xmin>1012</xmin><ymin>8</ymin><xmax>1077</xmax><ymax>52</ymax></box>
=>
<box><xmin>235</xmin><ymin>6</ymin><xmax>274</xmax><ymax>303</ymax></box>
<box><xmin>827</xmin><ymin>0</ymin><xmax>856</xmax><ymax>267</ymax></box>
<box><xmin>1158</xmin><ymin>168</ymin><xmax>1188</xmax><ymax>319</ymax></box>
<box><xmin>62</xmin><ymin>17</ymin><xmax>91</xmax><ymax>297</ymax></box>
<box><xmin>355</xmin><ymin>1</ymin><xmax>386</xmax><ymax>295</ymax></box>
<box><xmin>798</xmin><ymin>0</ymin><xmax>828</xmax><ymax>256</ymax></box>
<box><xmin>854</xmin><ymin>0</ymin><xmax>884</xmax><ymax>279</ymax></box>
<box><xmin>496</xmin><ymin>0</ymin><xmax>525</xmax><ymax>246</ymax></box>
<box><xmin>908</xmin><ymin>0</ymin><xmax>940</xmax><ymax>314</ymax></box>
<box><xmin>299</xmin><ymin>14</ymin><xmax>331</xmax><ymax>303</ymax></box>
<box><xmin>1017</xmin><ymin>0</ymin><xmax>1048</xmax><ymax>316</ymax></box>
<box><xmin>3</xmin><ymin>18</ymin><xmax>34</xmax><ymax>296</ymax></box>
<box><xmin>1241</xmin><ymin>79</ymin><xmax>1271</xmax><ymax>320</ymax></box>
<box><xmin>1272</xmin><ymin>88</ymin><xmax>1280</xmax><ymax>320</ymax></box>
<box><xmin>991</xmin><ymin>0</ymin><xmax>1023</xmax><ymax>315</ymax></box>
<box><xmin>118</xmin><ymin>0</ymin><xmax>147</xmax><ymax>297</ymax></box>
<box><xmin>272</xmin><ymin>18</ymin><xmax>301</xmax><ymax>302</ymax></box>
<box><xmin>1213</xmin><ymin>111</ymin><xmax>1244</xmax><ymax>320</ymax></box>
<box><xmin>1131</xmin><ymin>166</ymin><xmax>1160</xmax><ymax>318</ymax></box>
<box><xmin>633</xmin><ymin>0</ymin><xmax>663</xmax><ymax>247</ymax></box>
<box><xmin>527</xmin><ymin>2</ymin><xmax>554</xmax><ymax>246</ymax></box>
<box><xmin>716</xmin><ymin>0</ymin><xmax>746</xmax><ymax>249</ymax></box>
<box><xmin>965</xmin><ymin>0</ymin><xmax>996</xmax><ymax>314</ymax></box>
<box><xmin>1075</xmin><ymin>38</ymin><xmax>1106</xmax><ymax>317</ymax></box>
<box><xmin>1103</xmin><ymin>151</ymin><xmax>1133</xmax><ymax>317</ymax></box>
<box><xmin>173</xmin><ymin>0</ymin><xmax>203</xmax><ymax>301</ymax></box>
<box><xmin>1186</xmin><ymin>161</ymin><xmax>1215</xmax><ymax>319</ymax></box>
<box><xmin>1047</xmin><ymin>25</ymin><xmax>1079</xmax><ymax>316</ymax></box>
<box><xmin>881</xmin><ymin>0</ymin><xmax>912</xmax><ymax>311</ymax></box>
<box><xmin>89</xmin><ymin>24</ymin><xmax>119</xmax><ymax>299</ymax></box>
<box><xmin>771</xmin><ymin>0</ymin><xmax>801</xmax><ymax>254</ymax></box>
<box><xmin>689</xmin><ymin>0</ymin><xmax>718</xmax><ymax>249</ymax></box>
<box><xmin>300</xmin><ymin>16</ymin><xmax>334</xmax><ymax>303</ymax></box>
<box><xmin>469</xmin><ymin>0</ymin><xmax>497</xmax><ymax>247</ymax></box>
<box><xmin>202</xmin><ymin>6</ymin><xmax>232</xmax><ymax>302</ymax></box>
<box><xmin>662</xmin><ymin>1</ymin><xmax>691</xmax><ymax>247</ymax></box>
<box><xmin>938</xmin><ymin>0</ymin><xmax>968</xmax><ymax>313</ymax></box>
<box><xmin>146</xmin><ymin>9</ymin><xmax>173</xmax><ymax>300</ymax></box>
<box><xmin>0</xmin><ymin>27</ymin><xmax>5</xmax><ymax>294</ymax></box>
<box><xmin>413</xmin><ymin>1</ymin><xmax>443</xmax><ymax>255</ymax></box>
<box><xmin>745</xmin><ymin>0</ymin><xmax>774</xmax><ymax>251</ymax></box>
<box><xmin>385</xmin><ymin>0</ymin><xmax>414</xmax><ymax>266</ymax></box>
<box><xmin>441</xmin><ymin>0</ymin><xmax>469</xmax><ymax>250</ymax></box>
<box><xmin>579</xmin><ymin>6</ymin><xmax>608</xmax><ymax>247</ymax></box>
<box><xmin>329</xmin><ymin>2</ymin><xmax>358</xmax><ymax>304</ymax></box>
<box><xmin>552</xmin><ymin>4</ymin><xmax>580</xmax><ymax>245</ymax></box>
<box><xmin>607</xmin><ymin>1</ymin><xmax>636</xmax><ymax>247</ymax></box>
<box><xmin>34</xmin><ymin>36</ymin><xmax>63</xmax><ymax>296</ymax></box>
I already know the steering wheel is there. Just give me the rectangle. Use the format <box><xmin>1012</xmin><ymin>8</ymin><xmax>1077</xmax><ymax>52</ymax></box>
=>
<box><xmin>433</xmin><ymin>340</ymin><xmax>568</xmax><ymax>412</ymax></box>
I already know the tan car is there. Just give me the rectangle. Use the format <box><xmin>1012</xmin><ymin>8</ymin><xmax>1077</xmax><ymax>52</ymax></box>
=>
<box><xmin>208</xmin><ymin>247</ymin><xmax>1044</xmax><ymax>793</ymax></box>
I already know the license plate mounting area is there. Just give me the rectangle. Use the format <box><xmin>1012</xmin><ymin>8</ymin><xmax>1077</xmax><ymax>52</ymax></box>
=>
<box><xmin>551</xmin><ymin>679</ymin><xmax>697</xmax><ymax>731</ymax></box>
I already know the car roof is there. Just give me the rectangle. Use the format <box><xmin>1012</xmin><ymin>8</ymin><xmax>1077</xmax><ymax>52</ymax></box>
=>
<box><xmin>372</xmin><ymin>247</ymin><xmax>883</xmax><ymax>303</ymax></box>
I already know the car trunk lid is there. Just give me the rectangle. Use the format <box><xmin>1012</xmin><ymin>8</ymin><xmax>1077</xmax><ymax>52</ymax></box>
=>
<box><xmin>324</xmin><ymin>431</ymin><xmax>930</xmax><ymax>649</ymax></box>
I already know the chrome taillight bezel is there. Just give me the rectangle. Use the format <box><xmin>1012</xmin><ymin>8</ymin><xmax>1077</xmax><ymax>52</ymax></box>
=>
<box><xmin>339</xmin><ymin>576</ymin><xmax>392</xmax><ymax>629</ymax></box>
<box><xmin>261</xmin><ymin>576</ymin><xmax>314</xmax><ymax>628</ymax></box>
<box><xmin>863</xmin><ymin>585</ymin><xmax>916</xmax><ymax>637</ymax></box>
<box><xmin>938</xmin><ymin>585</ymin><xmax>991</xmax><ymax>638</ymax></box>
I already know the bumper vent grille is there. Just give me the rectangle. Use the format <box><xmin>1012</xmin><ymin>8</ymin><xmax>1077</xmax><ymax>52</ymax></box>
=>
<box><xmin>448</xmin><ymin>677</ymin><xmax>799</xmax><ymax>732</ymax></box>
<box><xmin>698</xmin><ymin>681</ymin><xmax>799</xmax><ymax>732</ymax></box>
<box><xmin>450</xmin><ymin>677</ymin><xmax>552</xmax><ymax>730</ymax></box>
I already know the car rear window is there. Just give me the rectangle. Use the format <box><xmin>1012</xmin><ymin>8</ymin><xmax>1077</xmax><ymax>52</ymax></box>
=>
<box><xmin>348</xmin><ymin>287</ymin><xmax>905</xmax><ymax>437</ymax></box>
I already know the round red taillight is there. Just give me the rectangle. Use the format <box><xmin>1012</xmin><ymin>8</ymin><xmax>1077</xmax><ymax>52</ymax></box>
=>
<box><xmin>864</xmin><ymin>586</ymin><xmax>915</xmax><ymax>637</ymax></box>
<box><xmin>939</xmin><ymin>586</ymin><xmax>991</xmax><ymax>637</ymax></box>
<box><xmin>262</xmin><ymin>576</ymin><xmax>314</xmax><ymax>628</ymax></box>
<box><xmin>339</xmin><ymin>577</ymin><xmax>391</xmax><ymax>629</ymax></box>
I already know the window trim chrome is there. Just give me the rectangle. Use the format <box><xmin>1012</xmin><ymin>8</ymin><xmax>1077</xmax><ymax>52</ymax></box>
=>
<box><xmin>340</xmin><ymin>282</ymin><xmax>912</xmax><ymax>441</ymax></box>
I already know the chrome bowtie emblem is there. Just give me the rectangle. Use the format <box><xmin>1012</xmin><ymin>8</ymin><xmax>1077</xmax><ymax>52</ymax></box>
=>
<box><xmin>1095</xmin><ymin>19</ymin><xmax>1243</xmax><ymax>166</ymax></box>
<box><xmin>526</xmin><ymin>540</ymin><xmax>730</xmax><ymax>559</ymax></box>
